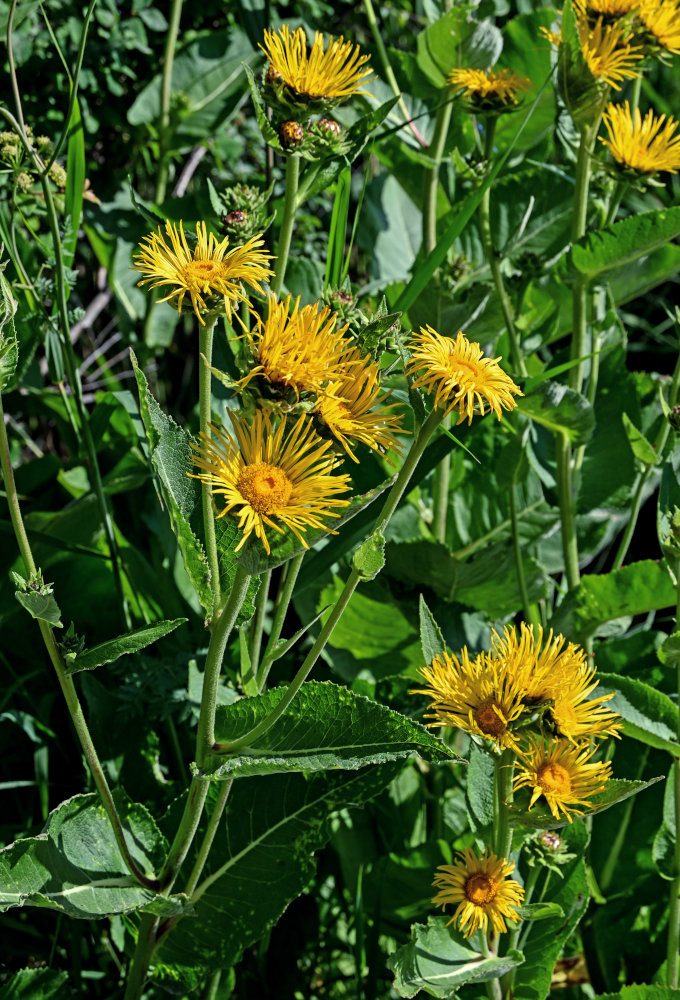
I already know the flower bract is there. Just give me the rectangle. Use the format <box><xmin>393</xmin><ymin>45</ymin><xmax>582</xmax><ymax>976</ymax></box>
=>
<box><xmin>513</xmin><ymin>736</ymin><xmax>613</xmax><ymax>822</ymax></box>
<box><xmin>406</xmin><ymin>327</ymin><xmax>522</xmax><ymax>424</ymax></box>
<box><xmin>134</xmin><ymin>221</ymin><xmax>273</xmax><ymax>326</ymax></box>
<box><xmin>447</xmin><ymin>67</ymin><xmax>532</xmax><ymax>109</ymax></box>
<box><xmin>189</xmin><ymin>410</ymin><xmax>351</xmax><ymax>554</ymax></box>
<box><xmin>261</xmin><ymin>25</ymin><xmax>373</xmax><ymax>104</ymax></box>
<box><xmin>600</xmin><ymin>100</ymin><xmax>680</xmax><ymax>174</ymax></box>
<box><xmin>432</xmin><ymin>848</ymin><xmax>524</xmax><ymax>939</ymax></box>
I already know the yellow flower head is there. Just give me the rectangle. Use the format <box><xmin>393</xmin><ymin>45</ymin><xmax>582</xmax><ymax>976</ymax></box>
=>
<box><xmin>432</xmin><ymin>848</ymin><xmax>524</xmax><ymax>939</ymax></box>
<box><xmin>575</xmin><ymin>0</ymin><xmax>643</xmax><ymax>87</ymax></box>
<box><xmin>411</xmin><ymin>649</ymin><xmax>527</xmax><ymax>752</ymax></box>
<box><xmin>406</xmin><ymin>327</ymin><xmax>522</xmax><ymax>425</ymax></box>
<box><xmin>601</xmin><ymin>100</ymin><xmax>680</xmax><ymax>174</ymax></box>
<box><xmin>189</xmin><ymin>410</ymin><xmax>351</xmax><ymax>554</ymax></box>
<box><xmin>639</xmin><ymin>0</ymin><xmax>680</xmax><ymax>53</ymax></box>
<box><xmin>447</xmin><ymin>67</ymin><xmax>532</xmax><ymax>109</ymax></box>
<box><xmin>489</xmin><ymin>623</ymin><xmax>621</xmax><ymax>742</ymax></box>
<box><xmin>513</xmin><ymin>736</ymin><xmax>613</xmax><ymax>822</ymax></box>
<box><xmin>314</xmin><ymin>348</ymin><xmax>406</xmax><ymax>461</ymax></box>
<box><xmin>240</xmin><ymin>294</ymin><xmax>353</xmax><ymax>399</ymax></box>
<box><xmin>261</xmin><ymin>25</ymin><xmax>374</xmax><ymax>104</ymax></box>
<box><xmin>587</xmin><ymin>0</ymin><xmax>641</xmax><ymax>15</ymax></box>
<box><xmin>134</xmin><ymin>221</ymin><xmax>272</xmax><ymax>326</ymax></box>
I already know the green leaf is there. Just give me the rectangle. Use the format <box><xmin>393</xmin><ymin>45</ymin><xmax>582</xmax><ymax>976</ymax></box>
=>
<box><xmin>622</xmin><ymin>412</ymin><xmax>658</xmax><ymax>465</ymax></box>
<box><xmin>551</xmin><ymin>560</ymin><xmax>677</xmax><ymax>642</ymax></box>
<box><xmin>65</xmin><ymin>618</ymin><xmax>188</xmax><ymax>674</ymax></box>
<box><xmin>597</xmin><ymin>987</ymin><xmax>680</xmax><ymax>1000</ymax></box>
<box><xmin>131</xmin><ymin>350</ymin><xmax>212</xmax><ymax>615</ymax></box>
<box><xmin>14</xmin><ymin>589</ymin><xmax>63</xmax><ymax>628</ymax></box>
<box><xmin>0</xmin><ymin>968</ymin><xmax>70</xmax><ymax>999</ymax></box>
<box><xmin>416</xmin><ymin>10</ymin><xmax>474</xmax><ymax>87</ymax></box>
<box><xmin>388</xmin><ymin>915</ymin><xmax>524</xmax><ymax>998</ymax></box>
<box><xmin>510</xmin><ymin>777</ymin><xmax>663</xmax><ymax>830</ymax></box>
<box><xmin>352</xmin><ymin>531</ymin><xmax>386</xmax><ymax>581</ymax></box>
<box><xmin>63</xmin><ymin>96</ymin><xmax>85</xmax><ymax>269</ymax></box>
<box><xmin>653</xmin><ymin>770</ymin><xmax>677</xmax><ymax>880</ymax></box>
<box><xmin>597</xmin><ymin>672</ymin><xmax>680</xmax><ymax>756</ymax></box>
<box><xmin>0</xmin><ymin>790</ymin><xmax>186</xmax><ymax>918</ymax></box>
<box><xmin>518</xmin><ymin>902</ymin><xmax>565</xmax><ymax>921</ymax></box>
<box><xmin>419</xmin><ymin>594</ymin><xmax>446</xmax><ymax>665</ymax></box>
<box><xmin>203</xmin><ymin>680</ymin><xmax>457</xmax><ymax>778</ymax></box>
<box><xmin>0</xmin><ymin>259</ymin><xmax>19</xmax><ymax>392</ymax></box>
<box><xmin>569</xmin><ymin>206</ymin><xmax>680</xmax><ymax>281</ymax></box>
<box><xmin>517</xmin><ymin>379</ymin><xmax>594</xmax><ymax>446</ymax></box>
<box><xmin>155</xmin><ymin>766</ymin><xmax>401</xmax><ymax>988</ymax></box>
<box><xmin>244</xmin><ymin>62</ymin><xmax>283</xmax><ymax>151</ymax></box>
<box><xmin>658</xmin><ymin>459</ymin><xmax>680</xmax><ymax>561</ymax></box>
<box><xmin>466</xmin><ymin>743</ymin><xmax>496</xmax><ymax>832</ymax></box>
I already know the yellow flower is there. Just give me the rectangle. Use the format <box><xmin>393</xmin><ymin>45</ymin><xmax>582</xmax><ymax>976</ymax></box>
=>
<box><xmin>447</xmin><ymin>67</ymin><xmax>532</xmax><ymax>108</ymax></box>
<box><xmin>189</xmin><ymin>410</ymin><xmax>351</xmax><ymax>554</ymax></box>
<box><xmin>600</xmin><ymin>100</ymin><xmax>680</xmax><ymax>174</ymax></box>
<box><xmin>134</xmin><ymin>221</ymin><xmax>273</xmax><ymax>326</ymax></box>
<box><xmin>314</xmin><ymin>349</ymin><xmax>406</xmax><ymax>461</ymax></box>
<box><xmin>261</xmin><ymin>25</ymin><xmax>374</xmax><ymax>103</ymax></box>
<box><xmin>489</xmin><ymin>623</ymin><xmax>621</xmax><ymax>742</ymax></box>
<box><xmin>513</xmin><ymin>736</ymin><xmax>613</xmax><ymax>822</ymax></box>
<box><xmin>587</xmin><ymin>0</ymin><xmax>641</xmax><ymax>15</ymax></box>
<box><xmin>411</xmin><ymin>649</ymin><xmax>527</xmax><ymax>752</ymax></box>
<box><xmin>406</xmin><ymin>327</ymin><xmax>522</xmax><ymax>425</ymax></box>
<box><xmin>575</xmin><ymin>1</ymin><xmax>643</xmax><ymax>87</ymax></box>
<box><xmin>432</xmin><ymin>848</ymin><xmax>524</xmax><ymax>939</ymax></box>
<box><xmin>639</xmin><ymin>0</ymin><xmax>680</xmax><ymax>53</ymax></box>
<box><xmin>240</xmin><ymin>294</ymin><xmax>353</xmax><ymax>400</ymax></box>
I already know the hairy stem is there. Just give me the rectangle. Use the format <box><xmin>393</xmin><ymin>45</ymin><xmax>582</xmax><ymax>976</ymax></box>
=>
<box><xmin>155</xmin><ymin>0</ymin><xmax>184</xmax><ymax>205</ymax></box>
<box><xmin>258</xmin><ymin>551</ymin><xmax>305</xmax><ymax>691</ymax></box>
<box><xmin>271</xmin><ymin>153</ymin><xmax>300</xmax><ymax>297</ymax></box>
<box><xmin>667</xmin><ymin>564</ymin><xmax>680</xmax><ymax>988</ymax></box>
<box><xmin>249</xmin><ymin>569</ymin><xmax>271</xmax><ymax>680</ymax></box>
<box><xmin>199</xmin><ymin>318</ymin><xmax>221</xmax><ymax>613</ymax></box>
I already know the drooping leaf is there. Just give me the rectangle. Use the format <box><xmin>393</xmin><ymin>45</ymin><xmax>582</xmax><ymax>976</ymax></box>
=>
<box><xmin>155</xmin><ymin>765</ymin><xmax>401</xmax><ymax>989</ymax></box>
<box><xmin>65</xmin><ymin>618</ymin><xmax>188</xmax><ymax>674</ymax></box>
<box><xmin>352</xmin><ymin>531</ymin><xmax>386</xmax><ymax>581</ymax></box>
<box><xmin>517</xmin><ymin>379</ymin><xmax>594</xmax><ymax>446</ymax></box>
<box><xmin>518</xmin><ymin>902</ymin><xmax>565</xmax><ymax>921</ymax></box>
<box><xmin>466</xmin><ymin>743</ymin><xmax>496</xmax><ymax>833</ymax></box>
<box><xmin>622</xmin><ymin>412</ymin><xmax>658</xmax><ymax>466</ymax></box>
<box><xmin>388</xmin><ymin>915</ymin><xmax>523</xmax><ymax>998</ymax></box>
<box><xmin>202</xmin><ymin>680</ymin><xmax>457</xmax><ymax>778</ymax></box>
<box><xmin>0</xmin><ymin>968</ymin><xmax>70</xmax><ymax>999</ymax></box>
<box><xmin>14</xmin><ymin>589</ymin><xmax>63</xmax><ymax>628</ymax></box>
<box><xmin>568</xmin><ymin>206</ymin><xmax>680</xmax><ymax>281</ymax></box>
<box><xmin>419</xmin><ymin>594</ymin><xmax>446</xmax><ymax>665</ymax></box>
<box><xmin>0</xmin><ymin>790</ymin><xmax>186</xmax><ymax>918</ymax></box>
<box><xmin>596</xmin><ymin>673</ymin><xmax>679</xmax><ymax>756</ymax></box>
<box><xmin>509</xmin><ymin>777</ymin><xmax>663</xmax><ymax>830</ymax></box>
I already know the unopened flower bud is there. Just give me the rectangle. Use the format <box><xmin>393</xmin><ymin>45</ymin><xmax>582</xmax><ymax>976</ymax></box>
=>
<box><xmin>48</xmin><ymin>162</ymin><xmax>67</xmax><ymax>188</ymax></box>
<box><xmin>279</xmin><ymin>120</ymin><xmax>304</xmax><ymax>149</ymax></box>
<box><xmin>318</xmin><ymin>116</ymin><xmax>342</xmax><ymax>137</ymax></box>
<box><xmin>15</xmin><ymin>171</ymin><xmax>32</xmax><ymax>192</ymax></box>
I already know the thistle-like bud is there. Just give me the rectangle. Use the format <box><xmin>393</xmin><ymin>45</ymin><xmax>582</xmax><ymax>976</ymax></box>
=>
<box><xmin>279</xmin><ymin>120</ymin><xmax>305</xmax><ymax>149</ymax></box>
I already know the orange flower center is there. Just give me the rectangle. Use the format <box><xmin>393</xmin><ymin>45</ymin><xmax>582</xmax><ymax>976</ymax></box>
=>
<box><xmin>474</xmin><ymin>700</ymin><xmax>506</xmax><ymax>737</ymax></box>
<box><xmin>538</xmin><ymin>762</ymin><xmax>572</xmax><ymax>795</ymax></box>
<box><xmin>465</xmin><ymin>872</ymin><xmax>497</xmax><ymax>906</ymax></box>
<box><xmin>185</xmin><ymin>259</ymin><xmax>224</xmax><ymax>284</ymax></box>
<box><xmin>237</xmin><ymin>462</ymin><xmax>293</xmax><ymax>514</ymax></box>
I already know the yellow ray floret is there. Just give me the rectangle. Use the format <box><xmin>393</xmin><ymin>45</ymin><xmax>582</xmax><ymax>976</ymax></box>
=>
<box><xmin>134</xmin><ymin>221</ymin><xmax>273</xmax><ymax>325</ymax></box>
<box><xmin>315</xmin><ymin>348</ymin><xmax>406</xmax><ymax>461</ymax></box>
<box><xmin>261</xmin><ymin>25</ymin><xmax>374</xmax><ymax>101</ymax></box>
<box><xmin>574</xmin><ymin>1</ymin><xmax>643</xmax><ymax>86</ymax></box>
<box><xmin>406</xmin><ymin>326</ymin><xmax>522</xmax><ymax>424</ymax></box>
<box><xmin>189</xmin><ymin>410</ymin><xmax>351</xmax><ymax>554</ymax></box>
<box><xmin>447</xmin><ymin>67</ymin><xmax>532</xmax><ymax>106</ymax></box>
<box><xmin>432</xmin><ymin>848</ymin><xmax>524</xmax><ymax>939</ymax></box>
<box><xmin>240</xmin><ymin>294</ymin><xmax>354</xmax><ymax>399</ymax></box>
<box><xmin>639</xmin><ymin>0</ymin><xmax>680</xmax><ymax>53</ymax></box>
<box><xmin>600</xmin><ymin>100</ymin><xmax>680</xmax><ymax>174</ymax></box>
<box><xmin>587</xmin><ymin>0</ymin><xmax>641</xmax><ymax>14</ymax></box>
<box><xmin>513</xmin><ymin>736</ymin><xmax>613</xmax><ymax>822</ymax></box>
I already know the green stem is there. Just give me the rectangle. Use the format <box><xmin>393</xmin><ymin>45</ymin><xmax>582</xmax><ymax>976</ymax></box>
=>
<box><xmin>667</xmin><ymin>564</ymin><xmax>680</xmax><ymax>988</ymax></box>
<box><xmin>478</xmin><ymin>120</ymin><xmax>527</xmax><ymax>378</ymax></box>
<box><xmin>249</xmin><ymin>569</ymin><xmax>270</xmax><ymax>680</ymax></box>
<box><xmin>202</xmin><ymin>970</ymin><xmax>223</xmax><ymax>1000</ymax></box>
<box><xmin>155</xmin><ymin>0</ymin><xmax>183</xmax><ymax>205</ymax></box>
<box><xmin>422</xmin><ymin>99</ymin><xmax>453</xmax><ymax>255</ymax></box>
<box><xmin>494</xmin><ymin>750</ymin><xmax>514</xmax><ymax>861</ymax></box>
<box><xmin>557</xmin><ymin>431</ymin><xmax>580</xmax><ymax>589</ymax></box>
<box><xmin>432</xmin><ymin>413</ymin><xmax>451</xmax><ymax>545</ymax></box>
<box><xmin>258</xmin><ymin>551</ymin><xmax>305</xmax><ymax>691</ymax></box>
<box><xmin>0</xmin><ymin>395</ymin><xmax>158</xmax><ymax>891</ymax></box>
<box><xmin>509</xmin><ymin>480</ymin><xmax>534</xmax><ymax>627</ymax></box>
<box><xmin>503</xmin><ymin>864</ymin><xmax>541</xmax><ymax>995</ymax></box>
<box><xmin>199</xmin><ymin>318</ymin><xmax>221</xmax><ymax>614</ymax></box>
<box><xmin>184</xmin><ymin>780</ymin><xmax>233</xmax><ymax>899</ymax></box>
<box><xmin>212</xmin><ymin>408</ymin><xmax>444</xmax><ymax>755</ymax></box>
<box><xmin>123</xmin><ymin>914</ymin><xmax>160</xmax><ymax>1000</ymax></box>
<box><xmin>600</xmin><ymin>746</ymin><xmax>649</xmax><ymax>892</ymax></box>
<box><xmin>271</xmin><ymin>154</ymin><xmax>300</xmax><ymax>298</ymax></box>
<box><xmin>362</xmin><ymin>0</ymin><xmax>428</xmax><ymax>148</ymax></box>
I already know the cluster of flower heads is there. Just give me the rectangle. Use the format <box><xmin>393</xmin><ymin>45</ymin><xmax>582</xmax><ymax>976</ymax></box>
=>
<box><xmin>413</xmin><ymin>623</ymin><xmax>620</xmax><ymax>822</ymax></box>
<box><xmin>0</xmin><ymin>127</ymin><xmax>66</xmax><ymax>193</ymax></box>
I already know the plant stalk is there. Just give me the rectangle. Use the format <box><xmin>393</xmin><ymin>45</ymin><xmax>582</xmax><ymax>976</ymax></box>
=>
<box><xmin>422</xmin><ymin>99</ymin><xmax>453</xmax><ymax>255</ymax></box>
<box><xmin>271</xmin><ymin>153</ymin><xmax>300</xmax><ymax>297</ymax></box>
<box><xmin>199</xmin><ymin>317</ymin><xmax>221</xmax><ymax>614</ymax></box>
<box><xmin>667</xmin><ymin>562</ymin><xmax>680</xmax><ymax>988</ymax></box>
<box><xmin>249</xmin><ymin>569</ymin><xmax>271</xmax><ymax>679</ymax></box>
<box><xmin>494</xmin><ymin>749</ymin><xmax>514</xmax><ymax>861</ymax></box>
<box><xmin>155</xmin><ymin>0</ymin><xmax>184</xmax><ymax>205</ymax></box>
<box><xmin>258</xmin><ymin>551</ymin><xmax>305</xmax><ymax>690</ymax></box>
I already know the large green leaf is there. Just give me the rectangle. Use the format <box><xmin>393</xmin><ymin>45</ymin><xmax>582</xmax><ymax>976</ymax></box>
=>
<box><xmin>652</xmin><ymin>770</ymin><xmax>677</xmax><ymax>880</ymax></box>
<box><xmin>551</xmin><ymin>560</ymin><xmax>677</xmax><ymax>641</ymax></box>
<box><xmin>0</xmin><ymin>258</ymin><xmax>19</xmax><ymax>391</ymax></box>
<box><xmin>516</xmin><ymin>380</ymin><xmax>594</xmax><ymax>446</ymax></box>
<box><xmin>388</xmin><ymin>916</ymin><xmax>523</xmax><ymax>998</ymax></box>
<box><xmin>597</xmin><ymin>987</ymin><xmax>680</xmax><ymax>1000</ymax></box>
<box><xmin>131</xmin><ymin>351</ymin><xmax>212</xmax><ymax>614</ymax></box>
<box><xmin>568</xmin><ymin>206</ymin><xmax>680</xmax><ymax>281</ymax></box>
<box><xmin>0</xmin><ymin>969</ymin><xmax>70</xmax><ymax>999</ymax></box>
<box><xmin>415</xmin><ymin>9</ymin><xmax>479</xmax><ymax>87</ymax></box>
<box><xmin>201</xmin><ymin>680</ymin><xmax>457</xmax><ymax>778</ymax></box>
<box><xmin>509</xmin><ymin>777</ymin><xmax>663</xmax><ymax>830</ymax></box>
<box><xmin>0</xmin><ymin>790</ymin><xmax>185</xmax><ymax>918</ymax></box>
<box><xmin>155</xmin><ymin>765</ymin><xmax>401</xmax><ymax>989</ymax></box>
<box><xmin>597</xmin><ymin>673</ymin><xmax>680</xmax><ymax>757</ymax></box>
<box><xmin>65</xmin><ymin>618</ymin><xmax>187</xmax><ymax>674</ymax></box>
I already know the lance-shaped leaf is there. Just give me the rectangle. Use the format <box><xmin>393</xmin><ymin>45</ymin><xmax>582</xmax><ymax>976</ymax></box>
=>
<box><xmin>509</xmin><ymin>777</ymin><xmax>663</xmax><ymax>830</ymax></box>
<box><xmin>388</xmin><ymin>916</ymin><xmax>524</xmax><ymax>998</ymax></box>
<box><xmin>653</xmin><ymin>771</ymin><xmax>677</xmax><ymax>881</ymax></box>
<box><xmin>0</xmin><ymin>790</ymin><xmax>187</xmax><ymax>918</ymax></box>
<box><xmin>597</xmin><ymin>673</ymin><xmax>680</xmax><ymax>756</ymax></box>
<box><xmin>155</xmin><ymin>765</ymin><xmax>401</xmax><ymax>989</ymax></box>
<box><xmin>419</xmin><ymin>594</ymin><xmax>446</xmax><ymax>665</ymax></box>
<box><xmin>0</xmin><ymin>259</ymin><xmax>19</xmax><ymax>391</ymax></box>
<box><xmin>568</xmin><ymin>206</ymin><xmax>680</xmax><ymax>282</ymax></box>
<box><xmin>64</xmin><ymin>618</ymin><xmax>187</xmax><ymax>674</ymax></box>
<box><xmin>0</xmin><ymin>968</ymin><xmax>70</xmax><ymax>998</ymax></box>
<box><xmin>516</xmin><ymin>379</ymin><xmax>594</xmax><ymax>446</ymax></box>
<box><xmin>131</xmin><ymin>351</ymin><xmax>212</xmax><ymax>614</ymax></box>
<box><xmin>200</xmin><ymin>680</ymin><xmax>457</xmax><ymax>778</ymax></box>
